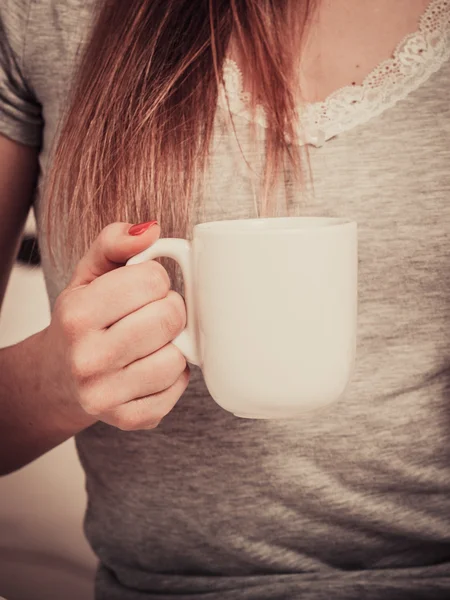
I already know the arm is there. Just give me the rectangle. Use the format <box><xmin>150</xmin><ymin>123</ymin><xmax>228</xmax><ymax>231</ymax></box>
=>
<box><xmin>0</xmin><ymin>134</ymin><xmax>37</xmax><ymax>305</ymax></box>
<box><xmin>0</xmin><ymin>134</ymin><xmax>93</xmax><ymax>475</ymax></box>
<box><xmin>0</xmin><ymin>135</ymin><xmax>189</xmax><ymax>476</ymax></box>
<box><xmin>0</xmin><ymin>6</ymin><xmax>188</xmax><ymax>475</ymax></box>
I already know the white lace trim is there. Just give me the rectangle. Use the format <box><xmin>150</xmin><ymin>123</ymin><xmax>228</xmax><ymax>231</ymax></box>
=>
<box><xmin>218</xmin><ymin>0</ymin><xmax>450</xmax><ymax>147</ymax></box>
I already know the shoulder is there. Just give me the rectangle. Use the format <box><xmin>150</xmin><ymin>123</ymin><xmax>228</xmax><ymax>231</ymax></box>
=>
<box><xmin>10</xmin><ymin>0</ymin><xmax>97</xmax><ymax>94</ymax></box>
<box><xmin>1</xmin><ymin>1</ymin><xmax>96</xmax><ymax>49</ymax></box>
<box><xmin>1</xmin><ymin>0</ymin><xmax>31</xmax><ymax>23</ymax></box>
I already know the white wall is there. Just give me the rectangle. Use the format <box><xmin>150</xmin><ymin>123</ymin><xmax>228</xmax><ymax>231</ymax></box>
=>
<box><xmin>0</xmin><ymin>216</ymin><xmax>96</xmax><ymax>600</ymax></box>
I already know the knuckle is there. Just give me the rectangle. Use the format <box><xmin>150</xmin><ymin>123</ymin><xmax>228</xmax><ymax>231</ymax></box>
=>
<box><xmin>152</xmin><ymin>345</ymin><xmax>187</xmax><ymax>388</ymax></box>
<box><xmin>147</xmin><ymin>262</ymin><xmax>170</xmax><ymax>298</ymax></box>
<box><xmin>166</xmin><ymin>347</ymin><xmax>187</xmax><ymax>380</ymax></box>
<box><xmin>143</xmin><ymin>419</ymin><xmax>162</xmax><ymax>430</ymax></box>
<box><xmin>152</xmin><ymin>402</ymin><xmax>172</xmax><ymax>422</ymax></box>
<box><xmin>99</xmin><ymin>222</ymin><xmax>118</xmax><ymax>245</ymax></box>
<box><xmin>160</xmin><ymin>293</ymin><xmax>186</xmax><ymax>339</ymax></box>
<box><xmin>79</xmin><ymin>397</ymin><xmax>101</xmax><ymax>417</ymax></box>
<box><xmin>147</xmin><ymin>414</ymin><xmax>165</xmax><ymax>429</ymax></box>
<box><xmin>144</xmin><ymin>401</ymin><xmax>169</xmax><ymax>427</ymax></box>
<box><xmin>78</xmin><ymin>384</ymin><xmax>105</xmax><ymax>417</ymax></box>
<box><xmin>181</xmin><ymin>366</ymin><xmax>191</xmax><ymax>385</ymax></box>
<box><xmin>56</xmin><ymin>295</ymin><xmax>86</xmax><ymax>337</ymax></box>
<box><xmin>116</xmin><ymin>411</ymin><xmax>141</xmax><ymax>432</ymax></box>
<box><xmin>102</xmin><ymin>222</ymin><xmax>119</xmax><ymax>235</ymax></box>
<box><xmin>93</xmin><ymin>223</ymin><xmax>122</xmax><ymax>261</ymax></box>
<box><xmin>70</xmin><ymin>345</ymin><xmax>103</xmax><ymax>381</ymax></box>
<box><xmin>57</xmin><ymin>299</ymin><xmax>90</xmax><ymax>340</ymax></box>
<box><xmin>157</xmin><ymin>369</ymin><xmax>189</xmax><ymax>407</ymax></box>
<box><xmin>115</xmin><ymin>396</ymin><xmax>168</xmax><ymax>432</ymax></box>
<box><xmin>70</xmin><ymin>351</ymin><xmax>89</xmax><ymax>381</ymax></box>
<box><xmin>171</xmin><ymin>346</ymin><xmax>187</xmax><ymax>374</ymax></box>
<box><xmin>171</xmin><ymin>368</ymin><xmax>190</xmax><ymax>399</ymax></box>
<box><xmin>178</xmin><ymin>368</ymin><xmax>191</xmax><ymax>392</ymax></box>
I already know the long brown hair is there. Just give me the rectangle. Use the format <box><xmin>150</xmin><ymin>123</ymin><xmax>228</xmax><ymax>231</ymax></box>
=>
<box><xmin>43</xmin><ymin>0</ymin><xmax>314</xmax><ymax>272</ymax></box>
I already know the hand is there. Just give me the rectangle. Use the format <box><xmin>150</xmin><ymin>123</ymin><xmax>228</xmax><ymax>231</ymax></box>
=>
<box><xmin>41</xmin><ymin>222</ymin><xmax>189</xmax><ymax>431</ymax></box>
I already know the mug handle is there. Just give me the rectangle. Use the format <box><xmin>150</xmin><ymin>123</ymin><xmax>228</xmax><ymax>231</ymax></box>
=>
<box><xmin>126</xmin><ymin>239</ymin><xmax>200</xmax><ymax>366</ymax></box>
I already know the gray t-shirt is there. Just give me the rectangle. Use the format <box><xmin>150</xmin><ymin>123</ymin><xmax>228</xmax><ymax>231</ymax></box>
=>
<box><xmin>1</xmin><ymin>1</ymin><xmax>450</xmax><ymax>598</ymax></box>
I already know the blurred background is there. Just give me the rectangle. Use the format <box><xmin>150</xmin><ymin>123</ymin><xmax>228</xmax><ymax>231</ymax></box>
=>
<box><xmin>0</xmin><ymin>212</ymin><xmax>96</xmax><ymax>600</ymax></box>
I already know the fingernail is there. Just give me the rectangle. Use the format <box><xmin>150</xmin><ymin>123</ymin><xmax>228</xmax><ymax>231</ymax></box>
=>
<box><xmin>128</xmin><ymin>221</ymin><xmax>158</xmax><ymax>236</ymax></box>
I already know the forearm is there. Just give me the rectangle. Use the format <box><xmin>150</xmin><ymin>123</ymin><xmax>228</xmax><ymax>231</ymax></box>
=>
<box><xmin>0</xmin><ymin>329</ymin><xmax>95</xmax><ymax>475</ymax></box>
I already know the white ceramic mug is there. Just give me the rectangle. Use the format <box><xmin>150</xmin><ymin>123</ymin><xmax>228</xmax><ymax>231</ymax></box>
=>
<box><xmin>127</xmin><ymin>217</ymin><xmax>358</xmax><ymax>419</ymax></box>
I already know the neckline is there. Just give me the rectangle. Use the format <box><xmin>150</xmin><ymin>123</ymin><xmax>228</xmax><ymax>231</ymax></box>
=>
<box><xmin>218</xmin><ymin>0</ymin><xmax>450</xmax><ymax>146</ymax></box>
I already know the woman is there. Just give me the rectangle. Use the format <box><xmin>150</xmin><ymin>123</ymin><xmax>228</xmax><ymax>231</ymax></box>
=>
<box><xmin>0</xmin><ymin>0</ymin><xmax>449</xmax><ymax>598</ymax></box>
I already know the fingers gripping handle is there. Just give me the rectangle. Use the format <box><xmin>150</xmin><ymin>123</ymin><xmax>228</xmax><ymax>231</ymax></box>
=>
<box><xmin>126</xmin><ymin>239</ymin><xmax>200</xmax><ymax>366</ymax></box>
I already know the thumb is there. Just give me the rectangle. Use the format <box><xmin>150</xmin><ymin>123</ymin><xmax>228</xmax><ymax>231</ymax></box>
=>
<box><xmin>68</xmin><ymin>221</ymin><xmax>160</xmax><ymax>288</ymax></box>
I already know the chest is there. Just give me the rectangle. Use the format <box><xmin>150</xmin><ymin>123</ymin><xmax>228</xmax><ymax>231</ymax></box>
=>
<box><xmin>299</xmin><ymin>0</ymin><xmax>432</xmax><ymax>102</ymax></box>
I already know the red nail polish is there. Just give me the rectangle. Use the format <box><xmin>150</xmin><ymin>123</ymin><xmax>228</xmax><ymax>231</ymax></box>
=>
<box><xmin>128</xmin><ymin>221</ymin><xmax>158</xmax><ymax>236</ymax></box>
